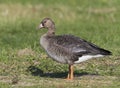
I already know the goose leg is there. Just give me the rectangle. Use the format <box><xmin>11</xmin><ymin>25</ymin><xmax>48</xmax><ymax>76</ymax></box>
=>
<box><xmin>67</xmin><ymin>65</ymin><xmax>74</xmax><ymax>80</ymax></box>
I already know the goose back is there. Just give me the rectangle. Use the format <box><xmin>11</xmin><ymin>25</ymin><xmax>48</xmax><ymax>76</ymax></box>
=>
<box><xmin>50</xmin><ymin>35</ymin><xmax>111</xmax><ymax>55</ymax></box>
<box><xmin>40</xmin><ymin>34</ymin><xmax>111</xmax><ymax>65</ymax></box>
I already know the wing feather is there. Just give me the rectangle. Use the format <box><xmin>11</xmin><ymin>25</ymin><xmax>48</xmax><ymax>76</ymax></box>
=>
<box><xmin>51</xmin><ymin>35</ymin><xmax>110</xmax><ymax>56</ymax></box>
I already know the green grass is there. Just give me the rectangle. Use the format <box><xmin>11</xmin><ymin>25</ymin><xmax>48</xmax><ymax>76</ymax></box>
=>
<box><xmin>0</xmin><ymin>0</ymin><xmax>120</xmax><ymax>88</ymax></box>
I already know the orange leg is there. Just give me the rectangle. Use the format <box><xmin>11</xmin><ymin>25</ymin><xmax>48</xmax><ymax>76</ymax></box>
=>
<box><xmin>66</xmin><ymin>65</ymin><xmax>74</xmax><ymax>80</ymax></box>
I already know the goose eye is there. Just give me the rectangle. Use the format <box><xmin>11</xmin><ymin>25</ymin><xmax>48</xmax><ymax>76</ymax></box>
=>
<box><xmin>44</xmin><ymin>21</ymin><xmax>47</xmax><ymax>23</ymax></box>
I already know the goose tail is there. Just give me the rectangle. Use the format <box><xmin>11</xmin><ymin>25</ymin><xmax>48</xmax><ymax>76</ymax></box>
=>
<box><xmin>100</xmin><ymin>49</ymin><xmax>112</xmax><ymax>55</ymax></box>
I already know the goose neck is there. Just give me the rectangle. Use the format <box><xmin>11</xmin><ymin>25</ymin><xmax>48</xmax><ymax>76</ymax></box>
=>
<box><xmin>47</xmin><ymin>27</ymin><xmax>55</xmax><ymax>36</ymax></box>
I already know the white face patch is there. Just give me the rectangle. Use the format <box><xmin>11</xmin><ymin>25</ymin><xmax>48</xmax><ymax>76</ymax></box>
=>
<box><xmin>39</xmin><ymin>23</ymin><xmax>43</xmax><ymax>29</ymax></box>
<box><xmin>74</xmin><ymin>54</ymin><xmax>104</xmax><ymax>64</ymax></box>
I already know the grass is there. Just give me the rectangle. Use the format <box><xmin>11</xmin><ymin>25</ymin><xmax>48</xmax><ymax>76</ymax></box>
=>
<box><xmin>0</xmin><ymin>0</ymin><xmax>120</xmax><ymax>88</ymax></box>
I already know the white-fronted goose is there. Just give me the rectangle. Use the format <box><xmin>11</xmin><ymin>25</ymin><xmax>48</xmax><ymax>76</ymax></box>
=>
<box><xmin>38</xmin><ymin>18</ymin><xmax>112</xmax><ymax>80</ymax></box>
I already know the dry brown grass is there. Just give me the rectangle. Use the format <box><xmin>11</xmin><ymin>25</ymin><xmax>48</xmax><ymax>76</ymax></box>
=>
<box><xmin>0</xmin><ymin>75</ymin><xmax>118</xmax><ymax>88</ymax></box>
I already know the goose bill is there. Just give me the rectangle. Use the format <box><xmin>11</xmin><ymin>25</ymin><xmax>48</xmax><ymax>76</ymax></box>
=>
<box><xmin>38</xmin><ymin>23</ymin><xmax>44</xmax><ymax>29</ymax></box>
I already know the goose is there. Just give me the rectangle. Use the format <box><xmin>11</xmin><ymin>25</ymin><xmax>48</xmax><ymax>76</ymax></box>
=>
<box><xmin>38</xmin><ymin>18</ymin><xmax>112</xmax><ymax>80</ymax></box>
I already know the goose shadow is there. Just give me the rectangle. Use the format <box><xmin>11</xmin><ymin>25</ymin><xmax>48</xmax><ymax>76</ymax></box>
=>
<box><xmin>27</xmin><ymin>65</ymin><xmax>99</xmax><ymax>78</ymax></box>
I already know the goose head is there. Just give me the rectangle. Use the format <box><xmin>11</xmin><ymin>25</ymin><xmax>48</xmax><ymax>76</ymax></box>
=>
<box><xmin>38</xmin><ymin>18</ymin><xmax>55</xmax><ymax>30</ymax></box>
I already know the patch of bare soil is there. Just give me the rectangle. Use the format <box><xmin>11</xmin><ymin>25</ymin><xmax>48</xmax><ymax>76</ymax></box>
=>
<box><xmin>0</xmin><ymin>75</ymin><xmax>118</xmax><ymax>87</ymax></box>
<box><xmin>0</xmin><ymin>76</ymin><xmax>11</xmax><ymax>83</ymax></box>
<box><xmin>17</xmin><ymin>48</ymin><xmax>35</xmax><ymax>57</ymax></box>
